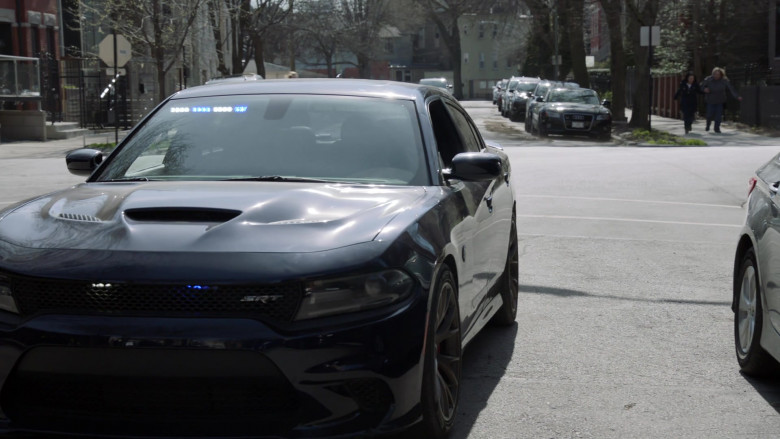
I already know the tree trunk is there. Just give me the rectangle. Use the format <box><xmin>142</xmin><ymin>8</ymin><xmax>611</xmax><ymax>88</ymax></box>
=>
<box><xmin>208</xmin><ymin>0</ymin><xmax>230</xmax><ymax>76</ymax></box>
<box><xmin>565</xmin><ymin>0</ymin><xmax>590</xmax><ymax>88</ymax></box>
<box><xmin>156</xmin><ymin>55</ymin><xmax>167</xmax><ymax>103</ymax></box>
<box><xmin>602</xmin><ymin>0</ymin><xmax>626</xmax><ymax>121</ymax></box>
<box><xmin>357</xmin><ymin>52</ymin><xmax>371</xmax><ymax>78</ymax></box>
<box><xmin>450</xmin><ymin>19</ymin><xmax>463</xmax><ymax>100</ymax></box>
<box><xmin>253</xmin><ymin>33</ymin><xmax>266</xmax><ymax>78</ymax></box>
<box><xmin>628</xmin><ymin>0</ymin><xmax>660</xmax><ymax>130</ymax></box>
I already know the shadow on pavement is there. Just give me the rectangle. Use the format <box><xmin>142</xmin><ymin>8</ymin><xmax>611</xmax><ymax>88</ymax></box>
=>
<box><xmin>449</xmin><ymin>323</ymin><xmax>518</xmax><ymax>439</ymax></box>
<box><xmin>381</xmin><ymin>324</ymin><xmax>517</xmax><ymax>439</ymax></box>
<box><xmin>520</xmin><ymin>284</ymin><xmax>731</xmax><ymax>307</ymax></box>
<box><xmin>741</xmin><ymin>371</ymin><xmax>780</xmax><ymax>414</ymax></box>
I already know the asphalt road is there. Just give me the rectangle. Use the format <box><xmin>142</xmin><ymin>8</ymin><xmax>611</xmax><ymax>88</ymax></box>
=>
<box><xmin>0</xmin><ymin>104</ymin><xmax>779</xmax><ymax>438</ymax></box>
<box><xmin>453</xmin><ymin>101</ymin><xmax>780</xmax><ymax>438</ymax></box>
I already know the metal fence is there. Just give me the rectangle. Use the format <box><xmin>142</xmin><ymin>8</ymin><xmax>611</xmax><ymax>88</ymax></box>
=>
<box><xmin>60</xmin><ymin>58</ymin><xmax>130</xmax><ymax>129</ymax></box>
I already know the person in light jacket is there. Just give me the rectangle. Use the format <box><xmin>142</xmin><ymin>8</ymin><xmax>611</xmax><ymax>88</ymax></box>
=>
<box><xmin>699</xmin><ymin>67</ymin><xmax>741</xmax><ymax>133</ymax></box>
<box><xmin>674</xmin><ymin>73</ymin><xmax>702</xmax><ymax>134</ymax></box>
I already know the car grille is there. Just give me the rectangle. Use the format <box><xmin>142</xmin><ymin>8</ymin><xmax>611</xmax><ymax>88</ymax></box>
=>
<box><xmin>564</xmin><ymin>113</ymin><xmax>594</xmax><ymax>130</ymax></box>
<box><xmin>7</xmin><ymin>274</ymin><xmax>303</xmax><ymax>321</ymax></box>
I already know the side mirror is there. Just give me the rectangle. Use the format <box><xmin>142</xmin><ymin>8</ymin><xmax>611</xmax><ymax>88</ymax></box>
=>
<box><xmin>66</xmin><ymin>148</ymin><xmax>104</xmax><ymax>176</ymax></box>
<box><xmin>447</xmin><ymin>152</ymin><xmax>502</xmax><ymax>182</ymax></box>
<box><xmin>536</xmin><ymin>96</ymin><xmax>544</xmax><ymax>102</ymax></box>
<box><xmin>601</xmin><ymin>99</ymin><xmax>611</xmax><ymax>109</ymax></box>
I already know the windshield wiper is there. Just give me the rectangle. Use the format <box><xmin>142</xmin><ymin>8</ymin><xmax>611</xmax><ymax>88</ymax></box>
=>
<box><xmin>223</xmin><ymin>176</ymin><xmax>334</xmax><ymax>183</ymax></box>
<box><xmin>102</xmin><ymin>177</ymin><xmax>153</xmax><ymax>182</ymax></box>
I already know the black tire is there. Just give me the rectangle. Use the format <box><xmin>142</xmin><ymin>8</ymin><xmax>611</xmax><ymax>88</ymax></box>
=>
<box><xmin>491</xmin><ymin>214</ymin><xmax>519</xmax><ymax>326</ymax></box>
<box><xmin>417</xmin><ymin>267</ymin><xmax>462</xmax><ymax>439</ymax></box>
<box><xmin>538</xmin><ymin>123</ymin><xmax>548</xmax><ymax>137</ymax></box>
<box><xmin>509</xmin><ymin>111</ymin><xmax>518</xmax><ymax>122</ymax></box>
<box><xmin>524</xmin><ymin>117</ymin><xmax>532</xmax><ymax>133</ymax></box>
<box><xmin>735</xmin><ymin>248</ymin><xmax>777</xmax><ymax>376</ymax></box>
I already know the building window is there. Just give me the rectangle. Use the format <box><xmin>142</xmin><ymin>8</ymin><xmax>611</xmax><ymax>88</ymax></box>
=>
<box><xmin>464</xmin><ymin>53</ymin><xmax>469</xmax><ymax>64</ymax></box>
<box><xmin>385</xmin><ymin>40</ymin><xmax>394</xmax><ymax>54</ymax></box>
<box><xmin>506</xmin><ymin>58</ymin><xmax>512</xmax><ymax>68</ymax></box>
<box><xmin>478</xmin><ymin>23</ymin><xmax>484</xmax><ymax>39</ymax></box>
<box><xmin>493</xmin><ymin>24</ymin><xmax>498</xmax><ymax>39</ymax></box>
<box><xmin>435</xmin><ymin>31</ymin><xmax>440</xmax><ymax>49</ymax></box>
<box><xmin>479</xmin><ymin>53</ymin><xmax>485</xmax><ymax>69</ymax></box>
<box><xmin>492</xmin><ymin>52</ymin><xmax>498</xmax><ymax>69</ymax></box>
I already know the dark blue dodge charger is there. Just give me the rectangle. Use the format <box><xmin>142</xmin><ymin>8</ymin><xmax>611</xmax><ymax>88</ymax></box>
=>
<box><xmin>0</xmin><ymin>80</ymin><xmax>517</xmax><ymax>438</ymax></box>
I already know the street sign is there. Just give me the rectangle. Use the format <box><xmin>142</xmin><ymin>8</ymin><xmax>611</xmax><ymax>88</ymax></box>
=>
<box><xmin>98</xmin><ymin>34</ymin><xmax>132</xmax><ymax>67</ymax></box>
<box><xmin>640</xmin><ymin>26</ymin><xmax>660</xmax><ymax>47</ymax></box>
<box><xmin>106</xmin><ymin>68</ymin><xmax>126</xmax><ymax>76</ymax></box>
<box><xmin>585</xmin><ymin>56</ymin><xmax>595</xmax><ymax>68</ymax></box>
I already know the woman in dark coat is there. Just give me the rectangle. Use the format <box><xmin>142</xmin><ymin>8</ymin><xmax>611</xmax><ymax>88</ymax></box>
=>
<box><xmin>674</xmin><ymin>73</ymin><xmax>702</xmax><ymax>134</ymax></box>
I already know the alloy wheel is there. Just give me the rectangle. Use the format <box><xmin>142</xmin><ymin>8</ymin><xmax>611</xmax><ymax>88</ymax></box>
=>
<box><xmin>737</xmin><ymin>265</ymin><xmax>757</xmax><ymax>358</ymax></box>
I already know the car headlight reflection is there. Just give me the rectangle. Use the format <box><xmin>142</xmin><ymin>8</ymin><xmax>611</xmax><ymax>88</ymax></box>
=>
<box><xmin>596</xmin><ymin>113</ymin><xmax>611</xmax><ymax>120</ymax></box>
<box><xmin>0</xmin><ymin>277</ymin><xmax>19</xmax><ymax>314</ymax></box>
<box><xmin>296</xmin><ymin>270</ymin><xmax>414</xmax><ymax>320</ymax></box>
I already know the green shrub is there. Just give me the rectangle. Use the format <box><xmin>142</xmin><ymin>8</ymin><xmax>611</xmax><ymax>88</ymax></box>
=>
<box><xmin>628</xmin><ymin>129</ymin><xmax>706</xmax><ymax>146</ymax></box>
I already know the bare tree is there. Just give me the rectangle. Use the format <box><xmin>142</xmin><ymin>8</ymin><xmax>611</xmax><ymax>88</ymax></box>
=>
<box><xmin>336</xmin><ymin>0</ymin><xmax>392</xmax><ymax>79</ymax></box>
<box><xmin>81</xmin><ymin>0</ymin><xmax>207</xmax><ymax>102</ymax></box>
<box><xmin>626</xmin><ymin>0</ymin><xmax>661</xmax><ymax>129</ymax></box>
<box><xmin>421</xmin><ymin>0</ymin><xmax>498</xmax><ymax>99</ymax></box>
<box><xmin>561</xmin><ymin>0</ymin><xmax>590</xmax><ymax>88</ymax></box>
<box><xmin>599</xmin><ymin>0</ymin><xmax>627</xmax><ymax>121</ymax></box>
<box><xmin>294</xmin><ymin>0</ymin><xmax>345</xmax><ymax>77</ymax></box>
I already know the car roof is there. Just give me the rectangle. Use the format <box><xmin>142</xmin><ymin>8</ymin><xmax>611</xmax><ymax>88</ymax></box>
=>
<box><xmin>172</xmin><ymin>79</ymin><xmax>446</xmax><ymax>101</ymax></box>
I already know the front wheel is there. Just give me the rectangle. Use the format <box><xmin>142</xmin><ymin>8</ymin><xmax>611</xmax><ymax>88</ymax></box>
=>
<box><xmin>538</xmin><ymin>122</ymin><xmax>548</xmax><ymax>137</ymax></box>
<box><xmin>491</xmin><ymin>215</ymin><xmax>518</xmax><ymax>326</ymax></box>
<box><xmin>417</xmin><ymin>267</ymin><xmax>462</xmax><ymax>438</ymax></box>
<box><xmin>735</xmin><ymin>248</ymin><xmax>776</xmax><ymax>376</ymax></box>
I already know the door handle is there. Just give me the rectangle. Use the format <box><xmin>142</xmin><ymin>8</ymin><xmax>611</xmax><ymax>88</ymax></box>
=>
<box><xmin>484</xmin><ymin>195</ymin><xmax>493</xmax><ymax>213</ymax></box>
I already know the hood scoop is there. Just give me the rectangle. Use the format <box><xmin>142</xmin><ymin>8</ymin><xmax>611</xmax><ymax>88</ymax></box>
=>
<box><xmin>124</xmin><ymin>207</ymin><xmax>241</xmax><ymax>224</ymax></box>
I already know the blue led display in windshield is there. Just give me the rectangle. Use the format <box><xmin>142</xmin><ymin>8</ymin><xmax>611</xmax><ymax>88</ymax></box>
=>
<box><xmin>170</xmin><ymin>106</ymin><xmax>248</xmax><ymax>113</ymax></box>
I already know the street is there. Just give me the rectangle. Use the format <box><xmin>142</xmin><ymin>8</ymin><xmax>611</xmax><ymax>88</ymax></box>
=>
<box><xmin>1</xmin><ymin>102</ymin><xmax>779</xmax><ymax>438</ymax></box>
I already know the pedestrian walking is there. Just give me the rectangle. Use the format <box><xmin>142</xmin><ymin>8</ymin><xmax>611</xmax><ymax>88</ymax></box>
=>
<box><xmin>674</xmin><ymin>73</ymin><xmax>702</xmax><ymax>134</ymax></box>
<box><xmin>700</xmin><ymin>67</ymin><xmax>741</xmax><ymax>133</ymax></box>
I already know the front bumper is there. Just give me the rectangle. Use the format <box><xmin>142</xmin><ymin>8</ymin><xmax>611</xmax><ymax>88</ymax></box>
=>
<box><xmin>542</xmin><ymin>113</ymin><xmax>612</xmax><ymax>136</ymax></box>
<box><xmin>0</xmin><ymin>288</ymin><xmax>427</xmax><ymax>438</ymax></box>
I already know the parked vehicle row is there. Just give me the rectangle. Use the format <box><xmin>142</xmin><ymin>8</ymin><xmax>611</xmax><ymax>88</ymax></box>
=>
<box><xmin>492</xmin><ymin>77</ymin><xmax>613</xmax><ymax>140</ymax></box>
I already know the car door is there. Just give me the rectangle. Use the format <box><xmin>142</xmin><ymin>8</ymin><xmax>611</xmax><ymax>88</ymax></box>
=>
<box><xmin>756</xmin><ymin>169</ymin><xmax>780</xmax><ymax>326</ymax></box>
<box><xmin>427</xmin><ymin>98</ymin><xmax>491</xmax><ymax>329</ymax></box>
<box><xmin>445</xmin><ymin>101</ymin><xmax>512</xmax><ymax>294</ymax></box>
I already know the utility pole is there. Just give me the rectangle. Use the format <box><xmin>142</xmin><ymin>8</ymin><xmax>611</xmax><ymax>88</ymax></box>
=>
<box><xmin>288</xmin><ymin>0</ymin><xmax>296</xmax><ymax>71</ymax></box>
<box><xmin>553</xmin><ymin>5</ymin><xmax>560</xmax><ymax>80</ymax></box>
<box><xmin>112</xmin><ymin>22</ymin><xmax>118</xmax><ymax>144</ymax></box>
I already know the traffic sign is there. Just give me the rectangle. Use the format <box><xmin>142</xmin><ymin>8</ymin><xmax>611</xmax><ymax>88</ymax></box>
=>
<box><xmin>640</xmin><ymin>26</ymin><xmax>660</xmax><ymax>47</ymax></box>
<box><xmin>99</xmin><ymin>34</ymin><xmax>132</xmax><ymax>67</ymax></box>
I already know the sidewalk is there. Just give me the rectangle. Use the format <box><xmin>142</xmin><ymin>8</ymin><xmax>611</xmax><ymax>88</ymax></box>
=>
<box><xmin>622</xmin><ymin>109</ymin><xmax>779</xmax><ymax>147</ymax></box>
<box><xmin>0</xmin><ymin>131</ymin><xmax>130</xmax><ymax>160</ymax></box>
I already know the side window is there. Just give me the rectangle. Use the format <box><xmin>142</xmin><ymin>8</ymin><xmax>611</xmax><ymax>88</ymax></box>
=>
<box><xmin>445</xmin><ymin>102</ymin><xmax>483</xmax><ymax>152</ymax></box>
<box><xmin>428</xmin><ymin>99</ymin><xmax>466</xmax><ymax>168</ymax></box>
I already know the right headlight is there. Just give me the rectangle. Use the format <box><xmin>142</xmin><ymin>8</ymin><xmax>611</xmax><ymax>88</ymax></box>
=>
<box><xmin>0</xmin><ymin>276</ymin><xmax>19</xmax><ymax>314</ymax></box>
<box><xmin>296</xmin><ymin>270</ymin><xmax>414</xmax><ymax>320</ymax></box>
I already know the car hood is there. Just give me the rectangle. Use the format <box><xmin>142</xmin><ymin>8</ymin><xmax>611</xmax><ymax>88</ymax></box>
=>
<box><xmin>0</xmin><ymin>182</ymin><xmax>429</xmax><ymax>253</ymax></box>
<box><xmin>547</xmin><ymin>103</ymin><xmax>606</xmax><ymax>113</ymax></box>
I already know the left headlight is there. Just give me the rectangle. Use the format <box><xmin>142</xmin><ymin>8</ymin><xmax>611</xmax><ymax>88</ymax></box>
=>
<box><xmin>296</xmin><ymin>270</ymin><xmax>414</xmax><ymax>320</ymax></box>
<box><xmin>596</xmin><ymin>112</ymin><xmax>611</xmax><ymax>121</ymax></box>
<box><xmin>0</xmin><ymin>276</ymin><xmax>19</xmax><ymax>314</ymax></box>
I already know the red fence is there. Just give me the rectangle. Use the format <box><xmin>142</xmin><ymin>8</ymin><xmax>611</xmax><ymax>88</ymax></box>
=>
<box><xmin>652</xmin><ymin>74</ymin><xmax>684</xmax><ymax>119</ymax></box>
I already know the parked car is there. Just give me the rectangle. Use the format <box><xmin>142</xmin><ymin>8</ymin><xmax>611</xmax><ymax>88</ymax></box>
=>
<box><xmin>529</xmin><ymin>87</ymin><xmax>612</xmax><ymax>140</ymax></box>
<box><xmin>0</xmin><ymin>79</ymin><xmax>518</xmax><ymax>438</ymax></box>
<box><xmin>525</xmin><ymin>81</ymin><xmax>578</xmax><ymax>132</ymax></box>
<box><xmin>499</xmin><ymin>76</ymin><xmax>538</xmax><ymax>117</ymax></box>
<box><xmin>419</xmin><ymin>77</ymin><xmax>453</xmax><ymax>92</ymax></box>
<box><xmin>494</xmin><ymin>78</ymin><xmax>509</xmax><ymax>107</ymax></box>
<box><xmin>505</xmin><ymin>78</ymin><xmax>541</xmax><ymax>122</ymax></box>
<box><xmin>733</xmin><ymin>154</ymin><xmax>780</xmax><ymax>376</ymax></box>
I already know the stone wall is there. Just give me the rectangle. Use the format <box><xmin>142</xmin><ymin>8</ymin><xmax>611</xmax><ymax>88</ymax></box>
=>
<box><xmin>0</xmin><ymin>110</ymin><xmax>47</xmax><ymax>141</ymax></box>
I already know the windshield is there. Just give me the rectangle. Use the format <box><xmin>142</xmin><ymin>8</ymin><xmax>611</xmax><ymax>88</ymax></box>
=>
<box><xmin>547</xmin><ymin>89</ymin><xmax>599</xmax><ymax>105</ymax></box>
<box><xmin>517</xmin><ymin>82</ymin><xmax>538</xmax><ymax>92</ymax></box>
<box><xmin>95</xmin><ymin>95</ymin><xmax>429</xmax><ymax>186</ymax></box>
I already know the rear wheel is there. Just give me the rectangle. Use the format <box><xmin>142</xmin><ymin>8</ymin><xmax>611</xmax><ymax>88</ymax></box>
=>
<box><xmin>735</xmin><ymin>249</ymin><xmax>777</xmax><ymax>376</ymax></box>
<box><xmin>491</xmin><ymin>215</ymin><xmax>519</xmax><ymax>326</ymax></box>
<box><xmin>417</xmin><ymin>267</ymin><xmax>462</xmax><ymax>438</ymax></box>
<box><xmin>538</xmin><ymin>122</ymin><xmax>548</xmax><ymax>137</ymax></box>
